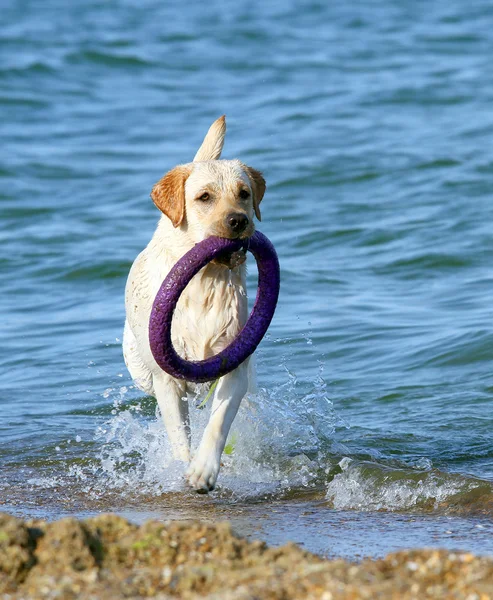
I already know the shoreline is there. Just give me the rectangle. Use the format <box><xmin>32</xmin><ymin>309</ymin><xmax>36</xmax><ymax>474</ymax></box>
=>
<box><xmin>1</xmin><ymin>512</ymin><xmax>493</xmax><ymax>599</ymax></box>
<box><xmin>3</xmin><ymin>493</ymin><xmax>493</xmax><ymax>562</ymax></box>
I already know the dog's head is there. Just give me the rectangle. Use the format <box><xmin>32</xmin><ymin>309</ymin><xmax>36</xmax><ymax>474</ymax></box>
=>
<box><xmin>150</xmin><ymin>116</ymin><xmax>266</xmax><ymax>244</ymax></box>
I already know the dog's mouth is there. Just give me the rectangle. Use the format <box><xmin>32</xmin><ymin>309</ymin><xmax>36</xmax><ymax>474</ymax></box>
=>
<box><xmin>207</xmin><ymin>225</ymin><xmax>253</xmax><ymax>268</ymax></box>
<box><xmin>213</xmin><ymin>249</ymin><xmax>247</xmax><ymax>269</ymax></box>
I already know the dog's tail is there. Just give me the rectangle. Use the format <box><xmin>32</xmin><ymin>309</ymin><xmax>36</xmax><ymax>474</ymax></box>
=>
<box><xmin>193</xmin><ymin>115</ymin><xmax>226</xmax><ymax>162</ymax></box>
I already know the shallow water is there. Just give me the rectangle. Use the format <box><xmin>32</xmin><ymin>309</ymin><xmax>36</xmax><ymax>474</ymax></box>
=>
<box><xmin>2</xmin><ymin>0</ymin><xmax>493</xmax><ymax>560</ymax></box>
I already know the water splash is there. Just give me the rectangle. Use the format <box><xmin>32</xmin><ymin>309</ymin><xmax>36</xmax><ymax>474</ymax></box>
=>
<box><xmin>75</xmin><ymin>361</ymin><xmax>341</xmax><ymax>500</ymax></box>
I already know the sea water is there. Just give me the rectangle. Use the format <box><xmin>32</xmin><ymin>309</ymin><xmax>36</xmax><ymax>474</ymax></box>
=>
<box><xmin>2</xmin><ymin>0</ymin><xmax>493</xmax><ymax>559</ymax></box>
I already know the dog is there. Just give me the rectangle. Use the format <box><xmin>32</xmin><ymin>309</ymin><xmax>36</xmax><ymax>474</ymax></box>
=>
<box><xmin>123</xmin><ymin>116</ymin><xmax>266</xmax><ymax>493</ymax></box>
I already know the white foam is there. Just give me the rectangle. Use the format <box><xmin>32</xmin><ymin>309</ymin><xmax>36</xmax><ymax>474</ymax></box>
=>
<box><xmin>325</xmin><ymin>460</ymin><xmax>466</xmax><ymax>512</ymax></box>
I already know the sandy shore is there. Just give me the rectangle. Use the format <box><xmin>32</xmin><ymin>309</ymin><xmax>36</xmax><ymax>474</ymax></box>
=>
<box><xmin>1</xmin><ymin>512</ymin><xmax>493</xmax><ymax>599</ymax></box>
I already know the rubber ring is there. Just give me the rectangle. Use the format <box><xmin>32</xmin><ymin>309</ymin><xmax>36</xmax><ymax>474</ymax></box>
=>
<box><xmin>149</xmin><ymin>230</ymin><xmax>280</xmax><ymax>383</ymax></box>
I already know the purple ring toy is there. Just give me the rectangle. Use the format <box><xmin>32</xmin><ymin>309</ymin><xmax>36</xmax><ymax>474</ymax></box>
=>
<box><xmin>149</xmin><ymin>230</ymin><xmax>280</xmax><ymax>383</ymax></box>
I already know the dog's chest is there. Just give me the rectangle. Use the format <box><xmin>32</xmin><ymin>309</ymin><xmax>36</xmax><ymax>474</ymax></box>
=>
<box><xmin>172</xmin><ymin>267</ymin><xmax>247</xmax><ymax>360</ymax></box>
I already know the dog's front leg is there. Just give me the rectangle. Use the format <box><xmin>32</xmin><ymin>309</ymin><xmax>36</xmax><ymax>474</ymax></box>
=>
<box><xmin>153</xmin><ymin>373</ymin><xmax>191</xmax><ymax>463</ymax></box>
<box><xmin>186</xmin><ymin>362</ymin><xmax>248</xmax><ymax>493</ymax></box>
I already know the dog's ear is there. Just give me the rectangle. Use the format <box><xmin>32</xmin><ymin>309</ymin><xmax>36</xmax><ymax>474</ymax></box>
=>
<box><xmin>193</xmin><ymin>115</ymin><xmax>226</xmax><ymax>162</ymax></box>
<box><xmin>244</xmin><ymin>166</ymin><xmax>266</xmax><ymax>221</ymax></box>
<box><xmin>151</xmin><ymin>165</ymin><xmax>192</xmax><ymax>227</ymax></box>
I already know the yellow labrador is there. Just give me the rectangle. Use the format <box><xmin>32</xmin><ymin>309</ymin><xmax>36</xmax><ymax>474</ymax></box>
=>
<box><xmin>123</xmin><ymin>117</ymin><xmax>265</xmax><ymax>492</ymax></box>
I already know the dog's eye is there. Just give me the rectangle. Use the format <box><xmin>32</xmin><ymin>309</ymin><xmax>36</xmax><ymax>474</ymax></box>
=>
<box><xmin>197</xmin><ymin>192</ymin><xmax>210</xmax><ymax>202</ymax></box>
<box><xmin>239</xmin><ymin>189</ymin><xmax>250</xmax><ymax>200</ymax></box>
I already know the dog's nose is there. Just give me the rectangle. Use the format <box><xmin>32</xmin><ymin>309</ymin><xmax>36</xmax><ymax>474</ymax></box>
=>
<box><xmin>226</xmin><ymin>213</ymin><xmax>249</xmax><ymax>234</ymax></box>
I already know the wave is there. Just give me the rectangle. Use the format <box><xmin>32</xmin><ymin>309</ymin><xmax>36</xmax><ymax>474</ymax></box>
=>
<box><xmin>66</xmin><ymin>50</ymin><xmax>154</xmax><ymax>68</ymax></box>
<box><xmin>325</xmin><ymin>458</ymin><xmax>493</xmax><ymax>515</ymax></box>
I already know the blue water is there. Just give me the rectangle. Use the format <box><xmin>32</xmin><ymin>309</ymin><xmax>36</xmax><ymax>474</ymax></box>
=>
<box><xmin>2</xmin><ymin>0</ymin><xmax>493</xmax><ymax>559</ymax></box>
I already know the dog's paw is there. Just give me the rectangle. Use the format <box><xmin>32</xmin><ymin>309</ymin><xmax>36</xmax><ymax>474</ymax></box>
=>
<box><xmin>186</xmin><ymin>454</ymin><xmax>220</xmax><ymax>494</ymax></box>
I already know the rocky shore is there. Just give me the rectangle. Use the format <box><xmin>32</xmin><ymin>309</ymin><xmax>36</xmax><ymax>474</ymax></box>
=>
<box><xmin>1</xmin><ymin>512</ymin><xmax>493</xmax><ymax>599</ymax></box>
